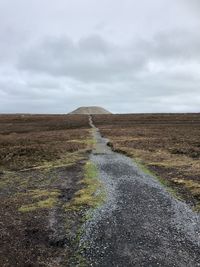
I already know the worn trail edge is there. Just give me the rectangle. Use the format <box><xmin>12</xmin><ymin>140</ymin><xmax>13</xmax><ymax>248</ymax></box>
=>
<box><xmin>80</xmin><ymin>116</ymin><xmax>200</xmax><ymax>267</ymax></box>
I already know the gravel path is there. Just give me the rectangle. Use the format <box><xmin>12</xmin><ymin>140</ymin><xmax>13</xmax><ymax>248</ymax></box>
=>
<box><xmin>81</xmin><ymin>117</ymin><xmax>200</xmax><ymax>267</ymax></box>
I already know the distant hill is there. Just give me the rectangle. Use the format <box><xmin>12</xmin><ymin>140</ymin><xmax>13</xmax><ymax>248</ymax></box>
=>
<box><xmin>69</xmin><ymin>106</ymin><xmax>111</xmax><ymax>115</ymax></box>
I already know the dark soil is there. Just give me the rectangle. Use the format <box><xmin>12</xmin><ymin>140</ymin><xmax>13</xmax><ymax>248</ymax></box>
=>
<box><xmin>0</xmin><ymin>114</ymin><xmax>91</xmax><ymax>266</ymax></box>
<box><xmin>0</xmin><ymin>162</ymin><xmax>88</xmax><ymax>266</ymax></box>
<box><xmin>92</xmin><ymin>114</ymin><xmax>200</xmax><ymax>209</ymax></box>
<box><xmin>0</xmin><ymin>114</ymin><xmax>90</xmax><ymax>171</ymax></box>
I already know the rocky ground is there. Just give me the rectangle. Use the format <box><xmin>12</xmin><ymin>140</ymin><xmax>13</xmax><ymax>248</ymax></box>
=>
<box><xmin>80</xmin><ymin>117</ymin><xmax>200</xmax><ymax>267</ymax></box>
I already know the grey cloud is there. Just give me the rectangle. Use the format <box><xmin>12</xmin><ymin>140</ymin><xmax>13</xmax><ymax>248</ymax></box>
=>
<box><xmin>78</xmin><ymin>35</ymin><xmax>112</xmax><ymax>53</ymax></box>
<box><xmin>0</xmin><ymin>0</ymin><xmax>200</xmax><ymax>113</ymax></box>
<box><xmin>181</xmin><ymin>0</ymin><xmax>200</xmax><ymax>11</ymax></box>
<box><xmin>150</xmin><ymin>31</ymin><xmax>200</xmax><ymax>61</ymax></box>
<box><xmin>18</xmin><ymin>30</ymin><xmax>200</xmax><ymax>85</ymax></box>
<box><xmin>17</xmin><ymin>35</ymin><xmax>146</xmax><ymax>82</ymax></box>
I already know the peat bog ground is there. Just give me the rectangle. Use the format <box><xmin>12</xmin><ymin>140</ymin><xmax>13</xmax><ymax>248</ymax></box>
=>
<box><xmin>81</xmin><ymin>115</ymin><xmax>200</xmax><ymax>267</ymax></box>
<box><xmin>0</xmin><ymin>114</ymin><xmax>95</xmax><ymax>266</ymax></box>
<box><xmin>93</xmin><ymin>113</ymin><xmax>200</xmax><ymax>211</ymax></box>
<box><xmin>0</xmin><ymin>113</ymin><xmax>200</xmax><ymax>266</ymax></box>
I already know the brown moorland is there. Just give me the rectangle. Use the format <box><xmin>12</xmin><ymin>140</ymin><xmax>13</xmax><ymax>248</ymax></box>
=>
<box><xmin>0</xmin><ymin>114</ymin><xmax>94</xmax><ymax>266</ymax></box>
<box><xmin>1</xmin><ymin>113</ymin><xmax>200</xmax><ymax>266</ymax></box>
<box><xmin>93</xmin><ymin>113</ymin><xmax>200</xmax><ymax>211</ymax></box>
<box><xmin>0</xmin><ymin>114</ymin><xmax>91</xmax><ymax>171</ymax></box>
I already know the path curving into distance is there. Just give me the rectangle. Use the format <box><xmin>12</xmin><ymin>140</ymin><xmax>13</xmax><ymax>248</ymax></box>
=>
<box><xmin>81</xmin><ymin>116</ymin><xmax>200</xmax><ymax>267</ymax></box>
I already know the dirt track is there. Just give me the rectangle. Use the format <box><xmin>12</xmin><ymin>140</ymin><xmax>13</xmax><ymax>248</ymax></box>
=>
<box><xmin>80</xmin><ymin>117</ymin><xmax>200</xmax><ymax>267</ymax></box>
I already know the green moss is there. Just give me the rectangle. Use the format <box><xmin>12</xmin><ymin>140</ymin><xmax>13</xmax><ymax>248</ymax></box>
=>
<box><xmin>30</xmin><ymin>189</ymin><xmax>60</xmax><ymax>199</ymax></box>
<box><xmin>36</xmin><ymin>197</ymin><xmax>57</xmax><ymax>207</ymax></box>
<box><xmin>84</xmin><ymin>138</ymin><xmax>96</xmax><ymax>146</ymax></box>
<box><xmin>65</xmin><ymin>161</ymin><xmax>105</xmax><ymax>211</ymax></box>
<box><xmin>19</xmin><ymin>197</ymin><xmax>57</xmax><ymax>212</ymax></box>
<box><xmin>18</xmin><ymin>189</ymin><xmax>60</xmax><ymax>212</ymax></box>
<box><xmin>18</xmin><ymin>204</ymin><xmax>38</xmax><ymax>212</ymax></box>
<box><xmin>63</xmin><ymin>153</ymin><xmax>105</xmax><ymax>264</ymax></box>
<box><xmin>0</xmin><ymin>171</ymin><xmax>29</xmax><ymax>190</ymax></box>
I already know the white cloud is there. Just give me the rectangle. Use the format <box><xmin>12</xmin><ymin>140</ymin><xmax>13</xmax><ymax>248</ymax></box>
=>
<box><xmin>0</xmin><ymin>0</ymin><xmax>200</xmax><ymax>113</ymax></box>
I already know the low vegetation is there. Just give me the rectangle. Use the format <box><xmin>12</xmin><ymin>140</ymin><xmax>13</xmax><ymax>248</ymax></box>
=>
<box><xmin>0</xmin><ymin>114</ymin><xmax>91</xmax><ymax>171</ymax></box>
<box><xmin>2</xmin><ymin>112</ymin><xmax>199</xmax><ymax>266</ymax></box>
<box><xmin>66</xmin><ymin>161</ymin><xmax>104</xmax><ymax>211</ymax></box>
<box><xmin>93</xmin><ymin>113</ymin><xmax>200</xmax><ymax>211</ymax></box>
<box><xmin>18</xmin><ymin>189</ymin><xmax>61</xmax><ymax>212</ymax></box>
<box><xmin>0</xmin><ymin>114</ymin><xmax>100</xmax><ymax>266</ymax></box>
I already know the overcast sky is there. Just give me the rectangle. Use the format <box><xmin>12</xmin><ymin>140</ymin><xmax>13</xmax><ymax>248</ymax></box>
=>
<box><xmin>0</xmin><ymin>0</ymin><xmax>200</xmax><ymax>113</ymax></box>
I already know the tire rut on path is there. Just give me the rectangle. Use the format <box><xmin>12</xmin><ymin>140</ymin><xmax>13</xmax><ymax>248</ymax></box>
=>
<box><xmin>81</xmin><ymin>116</ymin><xmax>200</xmax><ymax>267</ymax></box>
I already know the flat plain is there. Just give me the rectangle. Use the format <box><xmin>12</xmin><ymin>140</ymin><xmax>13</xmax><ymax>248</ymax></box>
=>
<box><xmin>93</xmin><ymin>113</ymin><xmax>200</xmax><ymax>211</ymax></box>
<box><xmin>0</xmin><ymin>113</ymin><xmax>200</xmax><ymax>266</ymax></box>
<box><xmin>0</xmin><ymin>114</ymin><xmax>93</xmax><ymax>266</ymax></box>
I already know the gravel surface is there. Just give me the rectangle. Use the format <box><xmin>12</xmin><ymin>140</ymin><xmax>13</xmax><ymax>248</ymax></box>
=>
<box><xmin>80</xmin><ymin>117</ymin><xmax>200</xmax><ymax>267</ymax></box>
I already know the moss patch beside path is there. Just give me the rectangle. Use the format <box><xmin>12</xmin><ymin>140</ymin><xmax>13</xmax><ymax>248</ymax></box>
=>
<box><xmin>65</xmin><ymin>161</ymin><xmax>105</xmax><ymax>211</ymax></box>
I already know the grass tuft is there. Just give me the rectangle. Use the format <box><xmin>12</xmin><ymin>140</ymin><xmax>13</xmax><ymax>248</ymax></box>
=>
<box><xmin>134</xmin><ymin>159</ymin><xmax>183</xmax><ymax>200</ymax></box>
<box><xmin>18</xmin><ymin>189</ymin><xmax>60</xmax><ymax>212</ymax></box>
<box><xmin>172</xmin><ymin>179</ymin><xmax>200</xmax><ymax>198</ymax></box>
<box><xmin>65</xmin><ymin>161</ymin><xmax>105</xmax><ymax>211</ymax></box>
